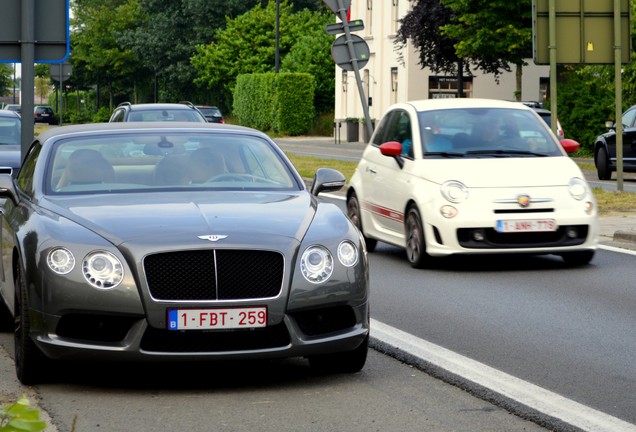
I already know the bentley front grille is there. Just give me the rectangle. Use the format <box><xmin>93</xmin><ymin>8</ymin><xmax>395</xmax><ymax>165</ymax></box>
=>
<box><xmin>144</xmin><ymin>250</ymin><xmax>284</xmax><ymax>301</ymax></box>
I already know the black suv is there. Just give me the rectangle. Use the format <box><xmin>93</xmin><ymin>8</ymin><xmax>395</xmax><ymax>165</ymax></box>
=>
<box><xmin>109</xmin><ymin>101</ymin><xmax>207</xmax><ymax>122</ymax></box>
<box><xmin>34</xmin><ymin>106</ymin><xmax>56</xmax><ymax>125</ymax></box>
<box><xmin>195</xmin><ymin>105</ymin><xmax>225</xmax><ymax>123</ymax></box>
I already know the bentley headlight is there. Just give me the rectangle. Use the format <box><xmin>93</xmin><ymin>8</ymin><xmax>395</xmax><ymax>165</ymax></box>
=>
<box><xmin>301</xmin><ymin>246</ymin><xmax>334</xmax><ymax>284</ymax></box>
<box><xmin>47</xmin><ymin>248</ymin><xmax>75</xmax><ymax>274</ymax></box>
<box><xmin>568</xmin><ymin>177</ymin><xmax>588</xmax><ymax>201</ymax></box>
<box><xmin>82</xmin><ymin>251</ymin><xmax>124</xmax><ymax>289</ymax></box>
<box><xmin>337</xmin><ymin>240</ymin><xmax>359</xmax><ymax>267</ymax></box>
<box><xmin>441</xmin><ymin>180</ymin><xmax>469</xmax><ymax>203</ymax></box>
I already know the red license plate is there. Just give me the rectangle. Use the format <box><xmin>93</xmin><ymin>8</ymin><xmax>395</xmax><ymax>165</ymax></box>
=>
<box><xmin>167</xmin><ymin>307</ymin><xmax>267</xmax><ymax>331</ymax></box>
<box><xmin>496</xmin><ymin>219</ymin><xmax>557</xmax><ymax>233</ymax></box>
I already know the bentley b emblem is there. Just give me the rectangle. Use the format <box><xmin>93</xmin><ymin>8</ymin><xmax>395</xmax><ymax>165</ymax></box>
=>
<box><xmin>517</xmin><ymin>195</ymin><xmax>530</xmax><ymax>208</ymax></box>
<box><xmin>198</xmin><ymin>235</ymin><xmax>228</xmax><ymax>242</ymax></box>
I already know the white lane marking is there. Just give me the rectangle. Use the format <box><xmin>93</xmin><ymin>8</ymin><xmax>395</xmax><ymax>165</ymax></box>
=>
<box><xmin>598</xmin><ymin>244</ymin><xmax>636</xmax><ymax>255</ymax></box>
<box><xmin>371</xmin><ymin>318</ymin><xmax>636</xmax><ymax>432</ymax></box>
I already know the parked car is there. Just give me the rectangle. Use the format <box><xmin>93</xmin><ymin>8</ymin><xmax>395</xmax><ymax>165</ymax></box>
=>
<box><xmin>109</xmin><ymin>101</ymin><xmax>207</xmax><ymax>122</ymax></box>
<box><xmin>2</xmin><ymin>104</ymin><xmax>21</xmax><ymax>115</ymax></box>
<box><xmin>532</xmin><ymin>107</ymin><xmax>564</xmax><ymax>140</ymax></box>
<box><xmin>0</xmin><ymin>122</ymin><xmax>369</xmax><ymax>384</ymax></box>
<box><xmin>593</xmin><ymin>104</ymin><xmax>636</xmax><ymax>180</ymax></box>
<box><xmin>34</xmin><ymin>105</ymin><xmax>57</xmax><ymax>125</ymax></box>
<box><xmin>346</xmin><ymin>98</ymin><xmax>598</xmax><ymax>268</ymax></box>
<box><xmin>0</xmin><ymin>109</ymin><xmax>21</xmax><ymax>177</ymax></box>
<box><xmin>196</xmin><ymin>105</ymin><xmax>225</xmax><ymax>123</ymax></box>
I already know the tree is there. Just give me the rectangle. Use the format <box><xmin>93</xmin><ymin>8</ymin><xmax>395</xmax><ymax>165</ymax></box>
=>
<box><xmin>71</xmin><ymin>0</ymin><xmax>147</xmax><ymax>108</ymax></box>
<box><xmin>122</xmin><ymin>0</ymin><xmax>262</xmax><ymax>103</ymax></box>
<box><xmin>440</xmin><ymin>0</ymin><xmax>532</xmax><ymax>100</ymax></box>
<box><xmin>192</xmin><ymin>1</ymin><xmax>334</xmax><ymax>113</ymax></box>
<box><xmin>0</xmin><ymin>64</ymin><xmax>13</xmax><ymax>97</ymax></box>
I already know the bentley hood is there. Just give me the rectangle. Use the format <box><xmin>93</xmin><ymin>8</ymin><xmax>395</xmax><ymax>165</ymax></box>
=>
<box><xmin>44</xmin><ymin>191</ymin><xmax>316</xmax><ymax>249</ymax></box>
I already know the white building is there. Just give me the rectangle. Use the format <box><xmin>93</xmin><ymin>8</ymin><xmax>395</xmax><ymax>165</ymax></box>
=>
<box><xmin>335</xmin><ymin>1</ymin><xmax>551</xmax><ymax>142</ymax></box>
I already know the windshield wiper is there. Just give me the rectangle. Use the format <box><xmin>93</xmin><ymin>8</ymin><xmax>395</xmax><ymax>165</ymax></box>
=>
<box><xmin>464</xmin><ymin>149</ymin><xmax>548</xmax><ymax>157</ymax></box>
<box><xmin>423</xmin><ymin>151</ymin><xmax>465</xmax><ymax>158</ymax></box>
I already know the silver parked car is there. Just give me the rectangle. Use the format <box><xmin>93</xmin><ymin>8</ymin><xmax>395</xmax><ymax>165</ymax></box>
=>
<box><xmin>0</xmin><ymin>122</ymin><xmax>369</xmax><ymax>384</ymax></box>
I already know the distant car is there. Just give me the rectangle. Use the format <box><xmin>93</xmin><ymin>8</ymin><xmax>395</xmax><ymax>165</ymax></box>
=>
<box><xmin>532</xmin><ymin>108</ymin><xmax>564</xmax><ymax>140</ymax></box>
<box><xmin>0</xmin><ymin>109</ymin><xmax>21</xmax><ymax>177</ymax></box>
<box><xmin>346</xmin><ymin>98</ymin><xmax>598</xmax><ymax>268</ymax></box>
<box><xmin>0</xmin><ymin>121</ymin><xmax>369</xmax><ymax>384</ymax></box>
<box><xmin>34</xmin><ymin>105</ymin><xmax>56</xmax><ymax>125</ymax></box>
<box><xmin>3</xmin><ymin>104</ymin><xmax>21</xmax><ymax>115</ymax></box>
<box><xmin>196</xmin><ymin>105</ymin><xmax>225</xmax><ymax>123</ymax></box>
<box><xmin>109</xmin><ymin>102</ymin><xmax>207</xmax><ymax>122</ymax></box>
<box><xmin>594</xmin><ymin>105</ymin><xmax>636</xmax><ymax>180</ymax></box>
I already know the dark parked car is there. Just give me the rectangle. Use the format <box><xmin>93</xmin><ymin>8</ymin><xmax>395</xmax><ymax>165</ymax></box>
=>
<box><xmin>594</xmin><ymin>105</ymin><xmax>636</xmax><ymax>180</ymax></box>
<box><xmin>532</xmin><ymin>108</ymin><xmax>564</xmax><ymax>140</ymax></box>
<box><xmin>196</xmin><ymin>105</ymin><xmax>225</xmax><ymax>123</ymax></box>
<box><xmin>109</xmin><ymin>101</ymin><xmax>207</xmax><ymax>122</ymax></box>
<box><xmin>0</xmin><ymin>122</ymin><xmax>369</xmax><ymax>384</ymax></box>
<box><xmin>34</xmin><ymin>105</ymin><xmax>56</xmax><ymax>125</ymax></box>
<box><xmin>0</xmin><ymin>109</ymin><xmax>21</xmax><ymax>177</ymax></box>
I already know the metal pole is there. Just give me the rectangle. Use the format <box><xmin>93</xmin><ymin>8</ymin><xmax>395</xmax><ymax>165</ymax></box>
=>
<box><xmin>336</xmin><ymin>0</ymin><xmax>373</xmax><ymax>140</ymax></box>
<box><xmin>548</xmin><ymin>0</ymin><xmax>558</xmax><ymax>139</ymax></box>
<box><xmin>20</xmin><ymin>0</ymin><xmax>36</xmax><ymax>160</ymax></box>
<box><xmin>275</xmin><ymin>0</ymin><xmax>280</xmax><ymax>73</ymax></box>
<box><xmin>614</xmin><ymin>0</ymin><xmax>624</xmax><ymax>191</ymax></box>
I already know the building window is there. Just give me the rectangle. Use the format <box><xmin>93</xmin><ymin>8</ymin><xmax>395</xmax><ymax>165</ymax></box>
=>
<box><xmin>366</xmin><ymin>0</ymin><xmax>373</xmax><ymax>35</ymax></box>
<box><xmin>342</xmin><ymin>70</ymin><xmax>348</xmax><ymax>92</ymax></box>
<box><xmin>391</xmin><ymin>0</ymin><xmax>399</xmax><ymax>33</ymax></box>
<box><xmin>391</xmin><ymin>67</ymin><xmax>398</xmax><ymax>92</ymax></box>
<box><xmin>428</xmin><ymin>76</ymin><xmax>473</xmax><ymax>98</ymax></box>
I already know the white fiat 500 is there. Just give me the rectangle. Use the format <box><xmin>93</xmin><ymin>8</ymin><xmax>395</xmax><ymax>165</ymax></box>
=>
<box><xmin>346</xmin><ymin>98</ymin><xmax>599</xmax><ymax>268</ymax></box>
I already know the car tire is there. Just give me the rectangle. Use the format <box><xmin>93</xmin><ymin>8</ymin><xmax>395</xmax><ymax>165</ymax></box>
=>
<box><xmin>308</xmin><ymin>335</ymin><xmax>368</xmax><ymax>373</ymax></box>
<box><xmin>595</xmin><ymin>147</ymin><xmax>611</xmax><ymax>180</ymax></box>
<box><xmin>347</xmin><ymin>192</ymin><xmax>377</xmax><ymax>252</ymax></box>
<box><xmin>405</xmin><ymin>205</ymin><xmax>431</xmax><ymax>269</ymax></box>
<box><xmin>14</xmin><ymin>264</ymin><xmax>48</xmax><ymax>385</ymax></box>
<box><xmin>559</xmin><ymin>250</ymin><xmax>595</xmax><ymax>267</ymax></box>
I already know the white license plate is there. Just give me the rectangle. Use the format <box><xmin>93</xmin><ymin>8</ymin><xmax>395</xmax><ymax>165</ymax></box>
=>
<box><xmin>496</xmin><ymin>219</ymin><xmax>557</xmax><ymax>233</ymax></box>
<box><xmin>167</xmin><ymin>307</ymin><xmax>267</xmax><ymax>331</ymax></box>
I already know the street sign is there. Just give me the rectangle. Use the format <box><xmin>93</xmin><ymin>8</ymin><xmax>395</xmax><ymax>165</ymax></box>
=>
<box><xmin>325</xmin><ymin>20</ymin><xmax>364</xmax><ymax>35</ymax></box>
<box><xmin>322</xmin><ymin>0</ymin><xmax>351</xmax><ymax>15</ymax></box>
<box><xmin>49</xmin><ymin>62</ymin><xmax>72</xmax><ymax>82</ymax></box>
<box><xmin>331</xmin><ymin>34</ymin><xmax>370</xmax><ymax>71</ymax></box>
<box><xmin>533</xmin><ymin>0</ymin><xmax>630</xmax><ymax>64</ymax></box>
<box><xmin>0</xmin><ymin>0</ymin><xmax>70</xmax><ymax>63</ymax></box>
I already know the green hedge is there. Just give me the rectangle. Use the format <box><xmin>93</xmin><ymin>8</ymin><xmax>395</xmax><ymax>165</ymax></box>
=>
<box><xmin>233</xmin><ymin>72</ymin><xmax>315</xmax><ymax>136</ymax></box>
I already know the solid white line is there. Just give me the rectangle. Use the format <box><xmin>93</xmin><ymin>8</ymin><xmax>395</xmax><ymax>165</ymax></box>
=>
<box><xmin>370</xmin><ymin>318</ymin><xmax>636</xmax><ymax>432</ymax></box>
<box><xmin>598</xmin><ymin>244</ymin><xmax>636</xmax><ymax>255</ymax></box>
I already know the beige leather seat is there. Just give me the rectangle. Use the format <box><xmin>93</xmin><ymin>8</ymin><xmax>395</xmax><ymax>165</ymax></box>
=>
<box><xmin>57</xmin><ymin>149</ymin><xmax>115</xmax><ymax>187</ymax></box>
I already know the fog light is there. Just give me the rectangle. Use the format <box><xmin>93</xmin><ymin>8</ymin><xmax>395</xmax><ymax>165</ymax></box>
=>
<box><xmin>566</xmin><ymin>227</ymin><xmax>578</xmax><ymax>239</ymax></box>
<box><xmin>473</xmin><ymin>230</ymin><xmax>485</xmax><ymax>241</ymax></box>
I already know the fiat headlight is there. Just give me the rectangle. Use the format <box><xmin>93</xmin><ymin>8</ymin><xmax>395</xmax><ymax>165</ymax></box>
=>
<box><xmin>82</xmin><ymin>251</ymin><xmax>124</xmax><ymax>289</ymax></box>
<box><xmin>301</xmin><ymin>246</ymin><xmax>334</xmax><ymax>284</ymax></box>
<box><xmin>47</xmin><ymin>248</ymin><xmax>75</xmax><ymax>274</ymax></box>
<box><xmin>441</xmin><ymin>180</ymin><xmax>469</xmax><ymax>203</ymax></box>
<box><xmin>568</xmin><ymin>177</ymin><xmax>588</xmax><ymax>201</ymax></box>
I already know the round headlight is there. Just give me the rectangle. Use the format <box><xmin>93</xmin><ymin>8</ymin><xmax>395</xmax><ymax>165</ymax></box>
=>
<box><xmin>441</xmin><ymin>180</ymin><xmax>469</xmax><ymax>203</ymax></box>
<box><xmin>82</xmin><ymin>251</ymin><xmax>124</xmax><ymax>289</ymax></box>
<box><xmin>47</xmin><ymin>248</ymin><xmax>75</xmax><ymax>274</ymax></box>
<box><xmin>568</xmin><ymin>177</ymin><xmax>588</xmax><ymax>201</ymax></box>
<box><xmin>337</xmin><ymin>240</ymin><xmax>359</xmax><ymax>267</ymax></box>
<box><xmin>301</xmin><ymin>246</ymin><xmax>334</xmax><ymax>284</ymax></box>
